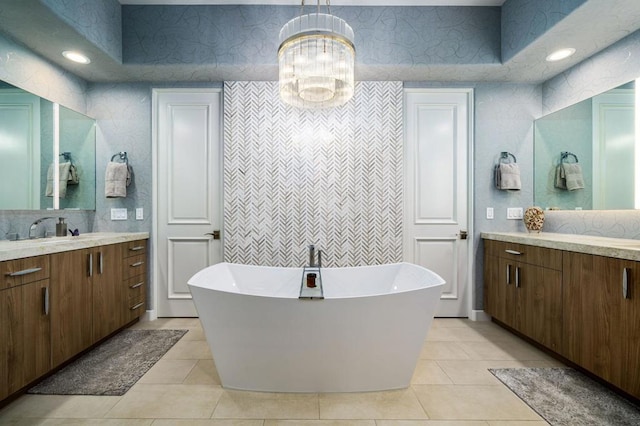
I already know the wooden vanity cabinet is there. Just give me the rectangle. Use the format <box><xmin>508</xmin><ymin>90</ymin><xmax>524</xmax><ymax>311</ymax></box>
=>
<box><xmin>1</xmin><ymin>236</ymin><xmax>148</xmax><ymax>404</ymax></box>
<box><xmin>562</xmin><ymin>252</ymin><xmax>640</xmax><ymax>396</ymax></box>
<box><xmin>50</xmin><ymin>244</ymin><xmax>124</xmax><ymax>367</ymax></box>
<box><xmin>484</xmin><ymin>240</ymin><xmax>563</xmax><ymax>352</ymax></box>
<box><xmin>122</xmin><ymin>240</ymin><xmax>147</xmax><ymax>322</ymax></box>
<box><xmin>92</xmin><ymin>244</ymin><xmax>123</xmax><ymax>342</ymax></box>
<box><xmin>485</xmin><ymin>237</ymin><xmax>640</xmax><ymax>399</ymax></box>
<box><xmin>50</xmin><ymin>249</ymin><xmax>93</xmax><ymax>367</ymax></box>
<box><xmin>0</xmin><ymin>256</ymin><xmax>51</xmax><ymax>400</ymax></box>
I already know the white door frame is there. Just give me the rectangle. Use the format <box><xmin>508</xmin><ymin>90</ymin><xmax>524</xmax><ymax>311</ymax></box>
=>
<box><xmin>403</xmin><ymin>88</ymin><xmax>474</xmax><ymax>319</ymax></box>
<box><xmin>150</xmin><ymin>87</ymin><xmax>224</xmax><ymax>321</ymax></box>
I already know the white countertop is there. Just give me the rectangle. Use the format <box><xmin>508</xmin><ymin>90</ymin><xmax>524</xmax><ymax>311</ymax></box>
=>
<box><xmin>0</xmin><ymin>232</ymin><xmax>149</xmax><ymax>262</ymax></box>
<box><xmin>481</xmin><ymin>232</ymin><xmax>640</xmax><ymax>262</ymax></box>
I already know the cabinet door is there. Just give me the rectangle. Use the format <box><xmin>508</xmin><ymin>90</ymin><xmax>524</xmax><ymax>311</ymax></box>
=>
<box><xmin>92</xmin><ymin>244</ymin><xmax>123</xmax><ymax>341</ymax></box>
<box><xmin>51</xmin><ymin>249</ymin><xmax>93</xmax><ymax>367</ymax></box>
<box><xmin>0</xmin><ymin>286</ymin><xmax>19</xmax><ymax>397</ymax></box>
<box><xmin>483</xmin><ymin>252</ymin><xmax>499</xmax><ymax>318</ymax></box>
<box><xmin>514</xmin><ymin>263</ymin><xmax>562</xmax><ymax>352</ymax></box>
<box><xmin>620</xmin><ymin>260</ymin><xmax>640</xmax><ymax>398</ymax></box>
<box><xmin>563</xmin><ymin>252</ymin><xmax>624</xmax><ymax>388</ymax></box>
<box><xmin>0</xmin><ymin>291</ymin><xmax>5</xmax><ymax>400</ymax></box>
<box><xmin>21</xmin><ymin>279</ymin><xmax>51</xmax><ymax>387</ymax></box>
<box><xmin>1</xmin><ymin>280</ymin><xmax>50</xmax><ymax>397</ymax></box>
<box><xmin>494</xmin><ymin>257</ymin><xmax>517</xmax><ymax>327</ymax></box>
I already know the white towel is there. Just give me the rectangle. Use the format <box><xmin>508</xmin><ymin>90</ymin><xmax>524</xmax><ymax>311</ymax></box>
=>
<box><xmin>68</xmin><ymin>164</ymin><xmax>80</xmax><ymax>185</ymax></box>
<box><xmin>105</xmin><ymin>161</ymin><xmax>129</xmax><ymax>198</ymax></box>
<box><xmin>45</xmin><ymin>162</ymin><xmax>71</xmax><ymax>198</ymax></box>
<box><xmin>499</xmin><ymin>162</ymin><xmax>522</xmax><ymax>190</ymax></box>
<box><xmin>562</xmin><ymin>162</ymin><xmax>585</xmax><ymax>191</ymax></box>
<box><xmin>554</xmin><ymin>164</ymin><xmax>567</xmax><ymax>189</ymax></box>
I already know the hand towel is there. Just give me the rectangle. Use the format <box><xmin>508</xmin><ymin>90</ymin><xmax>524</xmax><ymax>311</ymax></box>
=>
<box><xmin>554</xmin><ymin>164</ymin><xmax>567</xmax><ymax>189</ymax></box>
<box><xmin>45</xmin><ymin>162</ymin><xmax>71</xmax><ymax>198</ymax></box>
<box><xmin>499</xmin><ymin>162</ymin><xmax>521</xmax><ymax>190</ymax></box>
<box><xmin>105</xmin><ymin>161</ymin><xmax>129</xmax><ymax>198</ymax></box>
<box><xmin>562</xmin><ymin>162</ymin><xmax>585</xmax><ymax>190</ymax></box>
<box><xmin>68</xmin><ymin>164</ymin><xmax>80</xmax><ymax>185</ymax></box>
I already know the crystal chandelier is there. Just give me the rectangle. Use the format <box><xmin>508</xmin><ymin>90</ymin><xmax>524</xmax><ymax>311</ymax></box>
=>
<box><xmin>278</xmin><ymin>0</ymin><xmax>355</xmax><ymax>109</ymax></box>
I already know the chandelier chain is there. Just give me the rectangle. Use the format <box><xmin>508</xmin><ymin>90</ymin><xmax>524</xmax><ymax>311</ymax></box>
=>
<box><xmin>299</xmin><ymin>0</ymin><xmax>331</xmax><ymax>16</ymax></box>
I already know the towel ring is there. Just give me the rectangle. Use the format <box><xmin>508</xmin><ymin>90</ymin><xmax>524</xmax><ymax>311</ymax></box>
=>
<box><xmin>561</xmin><ymin>151</ymin><xmax>579</xmax><ymax>163</ymax></box>
<box><xmin>500</xmin><ymin>151</ymin><xmax>517</xmax><ymax>163</ymax></box>
<box><xmin>111</xmin><ymin>151</ymin><xmax>128</xmax><ymax>164</ymax></box>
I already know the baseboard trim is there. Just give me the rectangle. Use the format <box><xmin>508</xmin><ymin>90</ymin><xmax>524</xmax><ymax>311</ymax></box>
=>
<box><xmin>142</xmin><ymin>310</ymin><xmax>157</xmax><ymax>322</ymax></box>
<box><xmin>470</xmin><ymin>310</ymin><xmax>490</xmax><ymax>321</ymax></box>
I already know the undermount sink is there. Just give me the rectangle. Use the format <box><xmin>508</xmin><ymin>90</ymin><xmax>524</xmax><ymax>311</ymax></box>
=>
<box><xmin>3</xmin><ymin>235</ymin><xmax>90</xmax><ymax>246</ymax></box>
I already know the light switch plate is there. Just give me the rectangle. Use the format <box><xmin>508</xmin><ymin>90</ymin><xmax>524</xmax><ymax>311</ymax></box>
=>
<box><xmin>111</xmin><ymin>208</ymin><xmax>127</xmax><ymax>220</ymax></box>
<box><xmin>486</xmin><ymin>207</ymin><xmax>494</xmax><ymax>219</ymax></box>
<box><xmin>507</xmin><ymin>207</ymin><xmax>523</xmax><ymax>219</ymax></box>
<box><xmin>136</xmin><ymin>207</ymin><xmax>143</xmax><ymax>220</ymax></box>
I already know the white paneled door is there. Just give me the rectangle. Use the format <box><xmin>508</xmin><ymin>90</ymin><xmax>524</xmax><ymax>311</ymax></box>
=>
<box><xmin>404</xmin><ymin>89</ymin><xmax>473</xmax><ymax>318</ymax></box>
<box><xmin>592</xmin><ymin>89</ymin><xmax>635</xmax><ymax>209</ymax></box>
<box><xmin>0</xmin><ymin>91</ymin><xmax>40</xmax><ymax>209</ymax></box>
<box><xmin>153</xmin><ymin>89</ymin><xmax>222</xmax><ymax>317</ymax></box>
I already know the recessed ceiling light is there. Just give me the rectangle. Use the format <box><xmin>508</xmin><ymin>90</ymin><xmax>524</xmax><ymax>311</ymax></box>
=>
<box><xmin>546</xmin><ymin>48</ymin><xmax>576</xmax><ymax>62</ymax></box>
<box><xmin>62</xmin><ymin>50</ymin><xmax>91</xmax><ymax>64</ymax></box>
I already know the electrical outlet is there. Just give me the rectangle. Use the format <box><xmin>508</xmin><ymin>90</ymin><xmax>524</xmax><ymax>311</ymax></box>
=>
<box><xmin>136</xmin><ymin>207</ymin><xmax>144</xmax><ymax>220</ymax></box>
<box><xmin>486</xmin><ymin>207</ymin><xmax>494</xmax><ymax>219</ymax></box>
<box><xmin>111</xmin><ymin>208</ymin><xmax>127</xmax><ymax>220</ymax></box>
<box><xmin>507</xmin><ymin>207</ymin><xmax>523</xmax><ymax>219</ymax></box>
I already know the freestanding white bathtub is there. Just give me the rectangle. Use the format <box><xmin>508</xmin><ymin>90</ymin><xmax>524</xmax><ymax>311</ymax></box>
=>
<box><xmin>188</xmin><ymin>262</ymin><xmax>445</xmax><ymax>392</ymax></box>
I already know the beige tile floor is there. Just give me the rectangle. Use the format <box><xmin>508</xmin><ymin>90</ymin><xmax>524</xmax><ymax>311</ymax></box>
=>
<box><xmin>0</xmin><ymin>318</ymin><xmax>559</xmax><ymax>425</ymax></box>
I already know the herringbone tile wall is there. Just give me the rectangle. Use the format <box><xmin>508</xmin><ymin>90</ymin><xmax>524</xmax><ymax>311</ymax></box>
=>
<box><xmin>223</xmin><ymin>81</ymin><xmax>403</xmax><ymax>267</ymax></box>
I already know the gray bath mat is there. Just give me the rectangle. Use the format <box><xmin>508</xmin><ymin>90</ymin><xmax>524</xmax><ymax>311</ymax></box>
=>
<box><xmin>490</xmin><ymin>367</ymin><xmax>640</xmax><ymax>425</ymax></box>
<box><xmin>29</xmin><ymin>329</ymin><xmax>187</xmax><ymax>396</ymax></box>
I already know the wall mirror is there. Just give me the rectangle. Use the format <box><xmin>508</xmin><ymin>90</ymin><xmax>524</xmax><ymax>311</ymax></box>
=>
<box><xmin>534</xmin><ymin>80</ymin><xmax>637</xmax><ymax>210</ymax></box>
<box><xmin>0</xmin><ymin>81</ymin><xmax>96</xmax><ymax>210</ymax></box>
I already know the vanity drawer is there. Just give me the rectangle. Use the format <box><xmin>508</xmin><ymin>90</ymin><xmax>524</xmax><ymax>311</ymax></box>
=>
<box><xmin>485</xmin><ymin>240</ymin><xmax>562</xmax><ymax>270</ymax></box>
<box><xmin>123</xmin><ymin>240</ymin><xmax>147</xmax><ymax>258</ymax></box>
<box><xmin>127</xmin><ymin>295</ymin><xmax>146</xmax><ymax>322</ymax></box>
<box><xmin>125</xmin><ymin>274</ymin><xmax>146</xmax><ymax>300</ymax></box>
<box><xmin>0</xmin><ymin>255</ymin><xmax>50</xmax><ymax>289</ymax></box>
<box><xmin>123</xmin><ymin>254</ymin><xmax>146</xmax><ymax>279</ymax></box>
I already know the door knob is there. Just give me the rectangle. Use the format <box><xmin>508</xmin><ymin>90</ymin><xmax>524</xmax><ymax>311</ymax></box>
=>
<box><xmin>459</xmin><ymin>230</ymin><xmax>468</xmax><ymax>240</ymax></box>
<box><xmin>205</xmin><ymin>230</ymin><xmax>221</xmax><ymax>240</ymax></box>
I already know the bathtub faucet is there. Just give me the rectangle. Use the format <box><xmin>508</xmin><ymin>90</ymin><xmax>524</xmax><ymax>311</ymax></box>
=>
<box><xmin>308</xmin><ymin>244</ymin><xmax>323</xmax><ymax>268</ymax></box>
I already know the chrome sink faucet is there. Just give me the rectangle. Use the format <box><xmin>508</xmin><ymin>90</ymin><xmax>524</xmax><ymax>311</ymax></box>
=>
<box><xmin>28</xmin><ymin>217</ymin><xmax>54</xmax><ymax>239</ymax></box>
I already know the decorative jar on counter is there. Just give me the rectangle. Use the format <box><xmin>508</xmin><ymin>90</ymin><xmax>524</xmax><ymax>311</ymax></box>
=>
<box><xmin>523</xmin><ymin>206</ymin><xmax>544</xmax><ymax>233</ymax></box>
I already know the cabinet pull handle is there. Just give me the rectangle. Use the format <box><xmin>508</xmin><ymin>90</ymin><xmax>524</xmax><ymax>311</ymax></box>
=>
<box><xmin>43</xmin><ymin>286</ymin><xmax>49</xmax><ymax>315</ymax></box>
<box><xmin>623</xmin><ymin>267</ymin><xmax>631</xmax><ymax>299</ymax></box>
<box><xmin>88</xmin><ymin>253</ymin><xmax>93</xmax><ymax>277</ymax></box>
<box><xmin>505</xmin><ymin>249</ymin><xmax>522</xmax><ymax>255</ymax></box>
<box><xmin>130</xmin><ymin>281</ymin><xmax>144</xmax><ymax>289</ymax></box>
<box><xmin>6</xmin><ymin>267</ymin><xmax>42</xmax><ymax>277</ymax></box>
<box><xmin>129</xmin><ymin>246</ymin><xmax>145</xmax><ymax>251</ymax></box>
<box><xmin>99</xmin><ymin>252</ymin><xmax>104</xmax><ymax>275</ymax></box>
<box><xmin>131</xmin><ymin>302</ymin><xmax>144</xmax><ymax>310</ymax></box>
<box><xmin>506</xmin><ymin>264</ymin><xmax>511</xmax><ymax>285</ymax></box>
<box><xmin>515</xmin><ymin>266</ymin><xmax>521</xmax><ymax>288</ymax></box>
<box><xmin>130</xmin><ymin>261</ymin><xmax>144</xmax><ymax>267</ymax></box>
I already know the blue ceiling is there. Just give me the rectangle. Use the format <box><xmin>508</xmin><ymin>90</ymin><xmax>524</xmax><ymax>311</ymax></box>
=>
<box><xmin>0</xmin><ymin>0</ymin><xmax>639</xmax><ymax>83</ymax></box>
